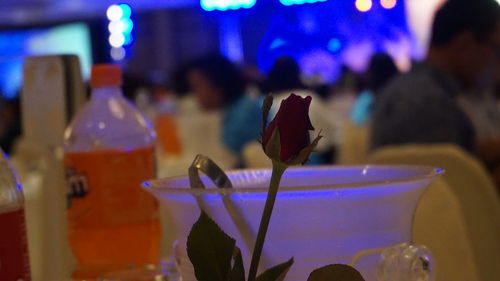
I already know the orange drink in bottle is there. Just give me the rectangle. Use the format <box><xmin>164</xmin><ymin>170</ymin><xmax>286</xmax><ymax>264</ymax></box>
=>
<box><xmin>155</xmin><ymin>114</ymin><xmax>181</xmax><ymax>156</ymax></box>
<box><xmin>64</xmin><ymin>65</ymin><xmax>160</xmax><ymax>278</ymax></box>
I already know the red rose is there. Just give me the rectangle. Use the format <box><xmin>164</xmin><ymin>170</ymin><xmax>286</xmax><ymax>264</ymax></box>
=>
<box><xmin>262</xmin><ymin>93</ymin><xmax>321</xmax><ymax>164</ymax></box>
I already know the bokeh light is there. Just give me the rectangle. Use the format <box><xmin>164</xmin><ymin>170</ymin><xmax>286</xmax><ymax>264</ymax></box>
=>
<box><xmin>380</xmin><ymin>0</ymin><xmax>397</xmax><ymax>9</ymax></box>
<box><xmin>119</xmin><ymin>4</ymin><xmax>132</xmax><ymax>18</ymax></box>
<box><xmin>123</xmin><ymin>33</ymin><xmax>133</xmax><ymax>45</ymax></box>
<box><xmin>280</xmin><ymin>0</ymin><xmax>328</xmax><ymax>6</ymax></box>
<box><xmin>200</xmin><ymin>0</ymin><xmax>257</xmax><ymax>11</ymax></box>
<box><xmin>107</xmin><ymin>3</ymin><xmax>133</xmax><ymax>56</ymax></box>
<box><xmin>110</xmin><ymin>47</ymin><xmax>126</xmax><ymax>61</ymax></box>
<box><xmin>355</xmin><ymin>0</ymin><xmax>372</xmax><ymax>12</ymax></box>
<box><xmin>327</xmin><ymin>38</ymin><xmax>341</xmax><ymax>52</ymax></box>
<box><xmin>108</xmin><ymin>21</ymin><xmax>124</xmax><ymax>34</ymax></box>
<box><xmin>106</xmin><ymin>5</ymin><xmax>123</xmax><ymax>21</ymax></box>
<box><xmin>109</xmin><ymin>33</ymin><xmax>125</xmax><ymax>48</ymax></box>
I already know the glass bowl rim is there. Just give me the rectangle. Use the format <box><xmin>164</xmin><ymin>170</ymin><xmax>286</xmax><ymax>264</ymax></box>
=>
<box><xmin>143</xmin><ymin>164</ymin><xmax>444</xmax><ymax>195</ymax></box>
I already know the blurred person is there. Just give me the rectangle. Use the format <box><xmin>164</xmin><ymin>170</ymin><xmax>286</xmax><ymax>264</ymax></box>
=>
<box><xmin>459</xmin><ymin>71</ymin><xmax>500</xmax><ymax>141</ymax></box>
<box><xmin>186</xmin><ymin>54</ymin><xmax>262</xmax><ymax>165</ymax></box>
<box><xmin>332</xmin><ymin>65</ymin><xmax>360</xmax><ymax>95</ymax></box>
<box><xmin>313</xmin><ymin>83</ymin><xmax>331</xmax><ymax>101</ymax></box>
<box><xmin>464</xmin><ymin>59</ymin><xmax>500</xmax><ymax>189</ymax></box>
<box><xmin>242</xmin><ymin>62</ymin><xmax>264</xmax><ymax>98</ymax></box>
<box><xmin>327</xmin><ymin>65</ymin><xmax>362</xmax><ymax>124</ymax></box>
<box><xmin>371</xmin><ymin>0</ymin><xmax>500</xmax><ymax>154</ymax></box>
<box><xmin>324</xmin><ymin>65</ymin><xmax>364</xmax><ymax>162</ymax></box>
<box><xmin>263</xmin><ymin>56</ymin><xmax>337</xmax><ymax>164</ymax></box>
<box><xmin>170</xmin><ymin>62</ymin><xmax>191</xmax><ymax>98</ymax></box>
<box><xmin>262</xmin><ymin>56</ymin><xmax>308</xmax><ymax>94</ymax></box>
<box><xmin>0</xmin><ymin>97</ymin><xmax>21</xmax><ymax>154</ymax></box>
<box><xmin>121</xmin><ymin>73</ymin><xmax>153</xmax><ymax>102</ymax></box>
<box><xmin>351</xmin><ymin>53</ymin><xmax>399</xmax><ymax>126</ymax></box>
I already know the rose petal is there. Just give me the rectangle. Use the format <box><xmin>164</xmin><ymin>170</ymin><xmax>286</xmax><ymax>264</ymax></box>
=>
<box><xmin>262</xmin><ymin>93</ymin><xmax>316</xmax><ymax>163</ymax></box>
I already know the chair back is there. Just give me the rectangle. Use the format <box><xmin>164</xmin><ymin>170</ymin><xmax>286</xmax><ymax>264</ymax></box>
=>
<box><xmin>367</xmin><ymin>144</ymin><xmax>500</xmax><ymax>281</ymax></box>
<box><xmin>338</xmin><ymin>121</ymin><xmax>369</xmax><ymax>164</ymax></box>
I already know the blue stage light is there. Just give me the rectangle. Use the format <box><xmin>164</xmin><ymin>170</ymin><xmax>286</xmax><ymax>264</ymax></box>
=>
<box><xmin>119</xmin><ymin>4</ymin><xmax>132</xmax><ymax>18</ymax></box>
<box><xmin>327</xmin><ymin>38</ymin><xmax>341</xmax><ymax>52</ymax></box>
<box><xmin>270</xmin><ymin>38</ymin><xmax>287</xmax><ymax>50</ymax></box>
<box><xmin>121</xmin><ymin>18</ymin><xmax>134</xmax><ymax>33</ymax></box>
<box><xmin>123</xmin><ymin>33</ymin><xmax>133</xmax><ymax>45</ymax></box>
<box><xmin>200</xmin><ymin>0</ymin><xmax>257</xmax><ymax>11</ymax></box>
<box><xmin>279</xmin><ymin>0</ymin><xmax>328</xmax><ymax>6</ymax></box>
<box><xmin>257</xmin><ymin>0</ymin><xmax>409</xmax><ymax>82</ymax></box>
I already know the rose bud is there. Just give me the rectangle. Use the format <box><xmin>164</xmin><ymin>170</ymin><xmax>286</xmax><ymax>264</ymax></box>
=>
<box><xmin>262</xmin><ymin>93</ymin><xmax>322</xmax><ymax>165</ymax></box>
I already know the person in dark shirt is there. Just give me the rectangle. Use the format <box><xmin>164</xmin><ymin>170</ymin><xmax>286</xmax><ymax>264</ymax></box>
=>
<box><xmin>371</xmin><ymin>0</ymin><xmax>500</xmax><ymax>152</ymax></box>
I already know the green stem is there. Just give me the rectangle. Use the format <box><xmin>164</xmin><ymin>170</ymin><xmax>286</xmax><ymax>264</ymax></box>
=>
<box><xmin>248</xmin><ymin>161</ymin><xmax>287</xmax><ymax>281</ymax></box>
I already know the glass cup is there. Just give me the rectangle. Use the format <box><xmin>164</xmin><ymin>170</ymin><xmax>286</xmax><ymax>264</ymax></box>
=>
<box><xmin>144</xmin><ymin>165</ymin><xmax>442</xmax><ymax>281</ymax></box>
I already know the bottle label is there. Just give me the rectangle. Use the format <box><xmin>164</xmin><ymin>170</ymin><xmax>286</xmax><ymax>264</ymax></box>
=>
<box><xmin>66</xmin><ymin>167</ymin><xmax>90</xmax><ymax>207</ymax></box>
<box><xmin>64</xmin><ymin>147</ymin><xmax>158</xmax><ymax>227</ymax></box>
<box><xmin>0</xmin><ymin>209</ymin><xmax>31</xmax><ymax>281</ymax></box>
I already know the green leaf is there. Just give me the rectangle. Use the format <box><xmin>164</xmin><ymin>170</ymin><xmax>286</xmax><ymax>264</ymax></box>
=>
<box><xmin>187</xmin><ymin>211</ymin><xmax>237</xmax><ymax>281</ymax></box>
<box><xmin>256</xmin><ymin>258</ymin><xmax>294</xmax><ymax>281</ymax></box>
<box><xmin>307</xmin><ymin>264</ymin><xmax>366</xmax><ymax>281</ymax></box>
<box><xmin>228</xmin><ymin>247</ymin><xmax>246</xmax><ymax>281</ymax></box>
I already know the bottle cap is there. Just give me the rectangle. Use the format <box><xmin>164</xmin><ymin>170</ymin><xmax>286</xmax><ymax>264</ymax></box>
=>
<box><xmin>90</xmin><ymin>64</ymin><xmax>122</xmax><ymax>87</ymax></box>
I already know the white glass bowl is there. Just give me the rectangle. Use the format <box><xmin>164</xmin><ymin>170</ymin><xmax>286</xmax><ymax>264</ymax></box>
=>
<box><xmin>144</xmin><ymin>165</ymin><xmax>442</xmax><ymax>281</ymax></box>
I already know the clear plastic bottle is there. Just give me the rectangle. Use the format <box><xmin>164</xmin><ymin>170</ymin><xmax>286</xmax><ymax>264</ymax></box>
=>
<box><xmin>154</xmin><ymin>92</ymin><xmax>181</xmax><ymax>157</ymax></box>
<box><xmin>63</xmin><ymin>64</ymin><xmax>160</xmax><ymax>279</ymax></box>
<box><xmin>0</xmin><ymin>148</ymin><xmax>31</xmax><ymax>281</ymax></box>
